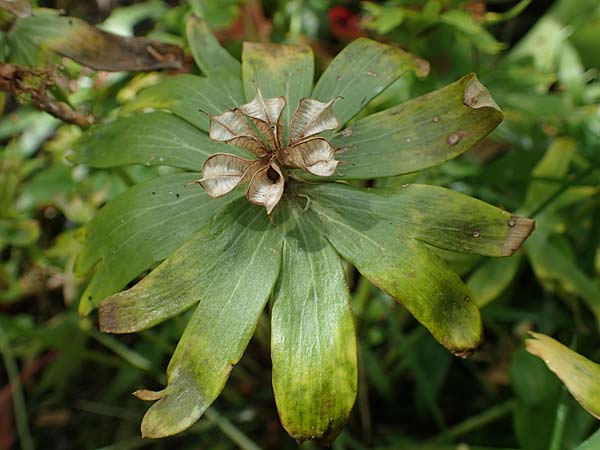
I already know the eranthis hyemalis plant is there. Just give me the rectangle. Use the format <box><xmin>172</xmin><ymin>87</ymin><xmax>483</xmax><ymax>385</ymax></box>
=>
<box><xmin>73</xmin><ymin>15</ymin><xmax>535</xmax><ymax>444</ymax></box>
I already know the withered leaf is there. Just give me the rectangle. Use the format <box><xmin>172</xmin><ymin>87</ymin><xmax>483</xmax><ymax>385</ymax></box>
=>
<box><xmin>0</xmin><ymin>0</ymin><xmax>32</xmax><ymax>17</ymax></box>
<box><xmin>289</xmin><ymin>97</ymin><xmax>339</xmax><ymax>145</ymax></box>
<box><xmin>239</xmin><ymin>89</ymin><xmax>285</xmax><ymax>149</ymax></box>
<box><xmin>200</xmin><ymin>153</ymin><xmax>260</xmax><ymax>198</ymax></box>
<box><xmin>246</xmin><ymin>162</ymin><xmax>285</xmax><ymax>215</ymax></box>
<box><xmin>9</xmin><ymin>12</ymin><xmax>182</xmax><ymax>71</ymax></box>
<box><xmin>209</xmin><ymin>108</ymin><xmax>269</xmax><ymax>157</ymax></box>
<box><xmin>277</xmin><ymin>137</ymin><xmax>339</xmax><ymax>176</ymax></box>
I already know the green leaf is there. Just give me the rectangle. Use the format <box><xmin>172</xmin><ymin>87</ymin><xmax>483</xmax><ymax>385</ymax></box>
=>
<box><xmin>242</xmin><ymin>42</ymin><xmax>314</xmax><ymax>142</ymax></box>
<box><xmin>271</xmin><ymin>200</ymin><xmax>357</xmax><ymax>444</ymax></box>
<box><xmin>186</xmin><ymin>14</ymin><xmax>240</xmax><ymax>77</ymax></box>
<box><xmin>440</xmin><ymin>10</ymin><xmax>505</xmax><ymax>54</ymax></box>
<box><xmin>575</xmin><ymin>429</ymin><xmax>600</xmax><ymax>450</ymax></box>
<box><xmin>510</xmin><ymin>347</ymin><xmax>560</xmax><ymax>450</ymax></box>
<box><xmin>120</xmin><ymin>75</ymin><xmax>243</xmax><ymax>132</ymax></box>
<box><xmin>332</xmin><ymin>74</ymin><xmax>503</xmax><ymax>179</ymax></box>
<box><xmin>521</xmin><ymin>137</ymin><xmax>576</xmax><ymax>216</ymax></box>
<box><xmin>468</xmin><ymin>254</ymin><xmax>522</xmax><ymax>307</ymax></box>
<box><xmin>187</xmin><ymin>1</ymin><xmax>240</xmax><ymax>31</ymax></box>
<box><xmin>76</xmin><ymin>173</ymin><xmax>233</xmax><ymax>315</ymax></box>
<box><xmin>104</xmin><ymin>200</ymin><xmax>282</xmax><ymax>437</ymax></box>
<box><xmin>299</xmin><ymin>182</ymin><xmax>534</xmax><ymax>257</ymax></box>
<box><xmin>299</xmin><ymin>182</ymin><xmax>482</xmax><ymax>355</ymax></box>
<box><xmin>72</xmin><ymin>112</ymin><xmax>228</xmax><ymax>170</ymax></box>
<box><xmin>312</xmin><ymin>37</ymin><xmax>429</xmax><ymax>127</ymax></box>
<box><xmin>526</xmin><ymin>231</ymin><xmax>600</xmax><ymax>325</ymax></box>
<box><xmin>0</xmin><ymin>218</ymin><xmax>39</xmax><ymax>248</ymax></box>
<box><xmin>527</xmin><ymin>332</ymin><xmax>600</xmax><ymax>420</ymax></box>
<box><xmin>185</xmin><ymin>15</ymin><xmax>244</xmax><ymax>105</ymax></box>
<box><xmin>8</xmin><ymin>9</ymin><xmax>182</xmax><ymax>70</ymax></box>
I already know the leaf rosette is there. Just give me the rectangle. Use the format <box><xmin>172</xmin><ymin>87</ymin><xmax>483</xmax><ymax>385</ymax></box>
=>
<box><xmin>72</xmin><ymin>15</ymin><xmax>535</xmax><ymax>444</ymax></box>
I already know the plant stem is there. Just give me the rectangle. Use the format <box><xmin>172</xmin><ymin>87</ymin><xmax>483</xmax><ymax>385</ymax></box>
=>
<box><xmin>353</xmin><ymin>276</ymin><xmax>372</xmax><ymax>318</ymax></box>
<box><xmin>549</xmin><ymin>388</ymin><xmax>570</xmax><ymax>450</ymax></box>
<box><xmin>204</xmin><ymin>408</ymin><xmax>263</xmax><ymax>450</ymax></box>
<box><xmin>531</xmin><ymin>163</ymin><xmax>599</xmax><ymax>218</ymax></box>
<box><xmin>84</xmin><ymin>324</ymin><xmax>154</xmax><ymax>372</ymax></box>
<box><xmin>0</xmin><ymin>324</ymin><xmax>35</xmax><ymax>450</ymax></box>
<box><xmin>428</xmin><ymin>400</ymin><xmax>516</xmax><ymax>444</ymax></box>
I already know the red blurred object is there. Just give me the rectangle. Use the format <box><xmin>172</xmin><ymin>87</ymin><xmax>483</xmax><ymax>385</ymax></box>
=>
<box><xmin>329</xmin><ymin>5</ymin><xmax>364</xmax><ymax>41</ymax></box>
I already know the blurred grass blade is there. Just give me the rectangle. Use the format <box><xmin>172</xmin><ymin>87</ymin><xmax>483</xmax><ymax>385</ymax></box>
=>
<box><xmin>468</xmin><ymin>254</ymin><xmax>522</xmax><ymax>307</ymax></box>
<box><xmin>526</xmin><ymin>232</ymin><xmax>600</xmax><ymax>327</ymax></box>
<box><xmin>204</xmin><ymin>408</ymin><xmax>262</xmax><ymax>450</ymax></box>
<box><xmin>0</xmin><ymin>324</ymin><xmax>34</xmax><ymax>450</ymax></box>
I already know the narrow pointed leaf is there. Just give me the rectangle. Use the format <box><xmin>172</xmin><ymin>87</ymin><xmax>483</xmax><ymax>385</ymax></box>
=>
<box><xmin>526</xmin><ymin>231</ymin><xmax>600</xmax><ymax>326</ymax></box>
<box><xmin>526</xmin><ymin>332</ymin><xmax>600</xmax><ymax>420</ymax></box>
<box><xmin>120</xmin><ymin>75</ymin><xmax>243</xmax><ymax>132</ymax></box>
<box><xmin>332</xmin><ymin>74</ymin><xmax>503</xmax><ymax>179</ymax></box>
<box><xmin>272</xmin><ymin>201</ymin><xmax>357</xmax><ymax>444</ymax></box>
<box><xmin>186</xmin><ymin>14</ymin><xmax>241</xmax><ymax>77</ymax></box>
<box><xmin>200</xmin><ymin>153</ymin><xmax>258</xmax><ymax>198</ymax></box>
<box><xmin>575</xmin><ymin>429</ymin><xmax>600</xmax><ymax>450</ymax></box>
<box><xmin>8</xmin><ymin>10</ymin><xmax>182</xmax><ymax>70</ymax></box>
<box><xmin>186</xmin><ymin>15</ymin><xmax>243</xmax><ymax>105</ymax></box>
<box><xmin>109</xmin><ymin>200</ymin><xmax>283</xmax><ymax>436</ymax></box>
<box><xmin>312</xmin><ymin>37</ymin><xmax>429</xmax><ymax>127</ymax></box>
<box><xmin>300</xmin><ymin>183</ymin><xmax>482</xmax><ymax>355</ymax></box>
<box><xmin>521</xmin><ymin>137</ymin><xmax>575</xmax><ymax>215</ymax></box>
<box><xmin>242</xmin><ymin>42</ymin><xmax>314</xmax><ymax>142</ymax></box>
<box><xmin>76</xmin><ymin>173</ymin><xmax>233</xmax><ymax>315</ymax></box>
<box><xmin>300</xmin><ymin>182</ymin><xmax>533</xmax><ymax>257</ymax></box>
<box><xmin>72</xmin><ymin>112</ymin><xmax>229</xmax><ymax>170</ymax></box>
<box><xmin>467</xmin><ymin>254</ymin><xmax>522</xmax><ymax>307</ymax></box>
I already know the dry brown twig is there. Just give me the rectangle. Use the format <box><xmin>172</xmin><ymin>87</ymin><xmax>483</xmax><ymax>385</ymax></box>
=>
<box><xmin>0</xmin><ymin>62</ymin><xmax>94</xmax><ymax>127</ymax></box>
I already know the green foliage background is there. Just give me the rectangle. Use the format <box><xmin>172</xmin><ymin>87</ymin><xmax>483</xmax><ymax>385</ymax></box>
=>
<box><xmin>1</xmin><ymin>0</ymin><xmax>599</xmax><ymax>449</ymax></box>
